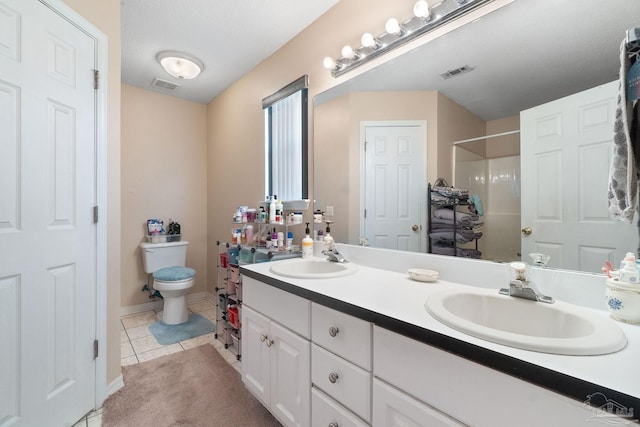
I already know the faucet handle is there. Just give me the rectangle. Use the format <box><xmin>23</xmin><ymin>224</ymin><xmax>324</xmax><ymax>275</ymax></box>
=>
<box><xmin>508</xmin><ymin>261</ymin><xmax>530</xmax><ymax>281</ymax></box>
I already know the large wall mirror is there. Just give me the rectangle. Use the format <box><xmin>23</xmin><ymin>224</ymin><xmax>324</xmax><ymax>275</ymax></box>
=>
<box><xmin>314</xmin><ymin>0</ymin><xmax>640</xmax><ymax>273</ymax></box>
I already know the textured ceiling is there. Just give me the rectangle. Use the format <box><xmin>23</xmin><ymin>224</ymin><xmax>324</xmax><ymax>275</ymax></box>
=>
<box><xmin>121</xmin><ymin>0</ymin><xmax>339</xmax><ymax>104</ymax></box>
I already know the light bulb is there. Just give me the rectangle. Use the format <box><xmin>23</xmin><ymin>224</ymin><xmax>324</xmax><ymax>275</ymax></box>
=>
<box><xmin>361</xmin><ymin>33</ymin><xmax>377</xmax><ymax>48</ymax></box>
<box><xmin>322</xmin><ymin>56</ymin><xmax>336</xmax><ymax>70</ymax></box>
<box><xmin>413</xmin><ymin>0</ymin><xmax>431</xmax><ymax>19</ymax></box>
<box><xmin>385</xmin><ymin>18</ymin><xmax>401</xmax><ymax>35</ymax></box>
<box><xmin>341</xmin><ymin>45</ymin><xmax>355</xmax><ymax>59</ymax></box>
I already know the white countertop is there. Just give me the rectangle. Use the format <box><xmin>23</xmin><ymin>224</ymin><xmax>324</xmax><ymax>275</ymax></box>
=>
<box><xmin>241</xmin><ymin>246</ymin><xmax>640</xmax><ymax>404</ymax></box>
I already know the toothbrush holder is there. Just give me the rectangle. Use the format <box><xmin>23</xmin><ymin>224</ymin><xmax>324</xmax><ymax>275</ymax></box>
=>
<box><xmin>605</xmin><ymin>278</ymin><xmax>640</xmax><ymax>323</ymax></box>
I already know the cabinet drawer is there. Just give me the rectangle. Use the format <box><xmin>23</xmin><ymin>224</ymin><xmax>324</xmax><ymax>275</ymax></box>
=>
<box><xmin>312</xmin><ymin>344</ymin><xmax>371</xmax><ymax>423</ymax></box>
<box><xmin>311</xmin><ymin>303</ymin><xmax>372</xmax><ymax>370</ymax></box>
<box><xmin>312</xmin><ymin>387</ymin><xmax>368</xmax><ymax>427</ymax></box>
<box><xmin>373</xmin><ymin>378</ymin><xmax>465</xmax><ymax>427</ymax></box>
<box><xmin>243</xmin><ymin>276</ymin><xmax>310</xmax><ymax>339</ymax></box>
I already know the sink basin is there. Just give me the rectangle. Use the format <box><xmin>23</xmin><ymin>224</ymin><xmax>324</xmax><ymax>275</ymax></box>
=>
<box><xmin>425</xmin><ymin>287</ymin><xmax>627</xmax><ymax>355</ymax></box>
<box><xmin>269</xmin><ymin>258</ymin><xmax>358</xmax><ymax>279</ymax></box>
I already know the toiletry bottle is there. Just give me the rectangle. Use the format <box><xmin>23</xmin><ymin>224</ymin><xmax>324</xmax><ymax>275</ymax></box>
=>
<box><xmin>272</xmin><ymin>228</ymin><xmax>278</xmax><ymax>250</ymax></box>
<box><xmin>276</xmin><ymin>198</ymin><xmax>284</xmax><ymax>224</ymax></box>
<box><xmin>245</xmin><ymin>224</ymin><xmax>253</xmax><ymax>245</ymax></box>
<box><xmin>286</xmin><ymin>231</ymin><xmax>293</xmax><ymax>250</ymax></box>
<box><xmin>302</xmin><ymin>223</ymin><xmax>313</xmax><ymax>258</ymax></box>
<box><xmin>269</xmin><ymin>195</ymin><xmax>276</xmax><ymax>224</ymax></box>
<box><xmin>323</xmin><ymin>223</ymin><xmax>334</xmax><ymax>250</ymax></box>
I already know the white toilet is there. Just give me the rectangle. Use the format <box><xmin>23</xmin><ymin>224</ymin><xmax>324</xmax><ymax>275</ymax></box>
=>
<box><xmin>140</xmin><ymin>240</ymin><xmax>196</xmax><ymax>325</ymax></box>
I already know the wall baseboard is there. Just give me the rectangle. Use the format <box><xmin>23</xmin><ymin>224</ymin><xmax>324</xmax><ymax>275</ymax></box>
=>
<box><xmin>107</xmin><ymin>374</ymin><xmax>124</xmax><ymax>397</ymax></box>
<box><xmin>120</xmin><ymin>291</ymin><xmax>216</xmax><ymax>316</ymax></box>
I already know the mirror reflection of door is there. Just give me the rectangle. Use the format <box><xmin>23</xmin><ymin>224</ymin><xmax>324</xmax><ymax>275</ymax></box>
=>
<box><xmin>362</xmin><ymin>121</ymin><xmax>426</xmax><ymax>252</ymax></box>
<box><xmin>521</xmin><ymin>80</ymin><xmax>637</xmax><ymax>273</ymax></box>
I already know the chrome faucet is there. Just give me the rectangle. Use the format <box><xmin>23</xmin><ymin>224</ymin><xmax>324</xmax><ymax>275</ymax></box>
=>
<box><xmin>323</xmin><ymin>248</ymin><xmax>348</xmax><ymax>263</ymax></box>
<box><xmin>499</xmin><ymin>261</ymin><xmax>554</xmax><ymax>304</ymax></box>
<box><xmin>322</xmin><ymin>239</ymin><xmax>348</xmax><ymax>263</ymax></box>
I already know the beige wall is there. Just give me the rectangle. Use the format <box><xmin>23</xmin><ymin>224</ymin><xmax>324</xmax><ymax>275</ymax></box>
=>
<box><xmin>486</xmin><ymin>115</ymin><xmax>520</xmax><ymax>158</ymax></box>
<box><xmin>205</xmin><ymin>0</ymin><xmax>506</xmax><ymax>288</ymax></box>
<box><xmin>314</xmin><ymin>95</ymin><xmax>350</xmax><ymax>242</ymax></box>
<box><xmin>436</xmin><ymin>92</ymin><xmax>486</xmax><ymax>182</ymax></box>
<box><xmin>121</xmin><ymin>85</ymin><xmax>208</xmax><ymax>307</ymax></box>
<box><xmin>315</xmin><ymin>90</ymin><xmax>497</xmax><ymax>244</ymax></box>
<box><xmin>61</xmin><ymin>0</ymin><xmax>122</xmax><ymax>387</ymax></box>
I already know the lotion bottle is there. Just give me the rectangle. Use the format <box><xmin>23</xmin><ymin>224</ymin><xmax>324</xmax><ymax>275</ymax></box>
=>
<box><xmin>269</xmin><ymin>195</ymin><xmax>277</xmax><ymax>224</ymax></box>
<box><xmin>302</xmin><ymin>223</ymin><xmax>313</xmax><ymax>258</ymax></box>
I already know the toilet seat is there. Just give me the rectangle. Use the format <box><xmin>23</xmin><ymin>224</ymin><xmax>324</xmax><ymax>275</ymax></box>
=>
<box><xmin>153</xmin><ymin>266</ymin><xmax>196</xmax><ymax>282</ymax></box>
<box><xmin>152</xmin><ymin>266</ymin><xmax>196</xmax><ymax>325</ymax></box>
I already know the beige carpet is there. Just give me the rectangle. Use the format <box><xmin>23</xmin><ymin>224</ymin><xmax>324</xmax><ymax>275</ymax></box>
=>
<box><xmin>102</xmin><ymin>344</ymin><xmax>281</xmax><ymax>427</ymax></box>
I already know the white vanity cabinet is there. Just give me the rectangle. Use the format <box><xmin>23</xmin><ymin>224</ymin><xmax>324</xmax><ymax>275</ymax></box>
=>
<box><xmin>373</xmin><ymin>326</ymin><xmax>602</xmax><ymax>427</ymax></box>
<box><xmin>310</xmin><ymin>303</ymin><xmax>373</xmax><ymax>425</ymax></box>
<box><xmin>241</xmin><ymin>277</ymin><xmax>311</xmax><ymax>427</ymax></box>
<box><xmin>372</xmin><ymin>379</ymin><xmax>464</xmax><ymax>427</ymax></box>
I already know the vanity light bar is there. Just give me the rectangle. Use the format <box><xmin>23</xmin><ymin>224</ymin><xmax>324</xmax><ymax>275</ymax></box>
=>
<box><xmin>323</xmin><ymin>0</ymin><xmax>492</xmax><ymax>78</ymax></box>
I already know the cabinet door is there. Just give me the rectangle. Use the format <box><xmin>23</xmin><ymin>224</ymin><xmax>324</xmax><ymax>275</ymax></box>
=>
<box><xmin>311</xmin><ymin>303</ymin><xmax>372</xmax><ymax>370</ymax></box>
<box><xmin>312</xmin><ymin>344</ymin><xmax>371</xmax><ymax>423</ymax></box>
<box><xmin>242</xmin><ymin>306</ymin><xmax>271</xmax><ymax>407</ymax></box>
<box><xmin>373</xmin><ymin>379</ymin><xmax>465</xmax><ymax>427</ymax></box>
<box><xmin>270</xmin><ymin>320</ymin><xmax>311</xmax><ymax>427</ymax></box>
<box><xmin>312</xmin><ymin>387</ymin><xmax>369</xmax><ymax>427</ymax></box>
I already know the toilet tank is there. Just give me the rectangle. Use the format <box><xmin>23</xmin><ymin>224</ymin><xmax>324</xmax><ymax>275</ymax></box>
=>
<box><xmin>140</xmin><ymin>241</ymin><xmax>189</xmax><ymax>273</ymax></box>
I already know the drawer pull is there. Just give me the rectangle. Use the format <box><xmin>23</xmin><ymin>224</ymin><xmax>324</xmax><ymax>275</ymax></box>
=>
<box><xmin>328</xmin><ymin>326</ymin><xmax>339</xmax><ymax>337</ymax></box>
<box><xmin>329</xmin><ymin>423</ymin><xmax>339</xmax><ymax>427</ymax></box>
<box><xmin>260</xmin><ymin>334</ymin><xmax>268</xmax><ymax>342</ymax></box>
<box><xmin>328</xmin><ymin>372</ymin><xmax>339</xmax><ymax>383</ymax></box>
<box><xmin>266</xmin><ymin>339</ymin><xmax>274</xmax><ymax>347</ymax></box>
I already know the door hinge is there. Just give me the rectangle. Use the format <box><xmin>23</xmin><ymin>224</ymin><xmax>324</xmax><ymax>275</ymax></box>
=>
<box><xmin>93</xmin><ymin>206</ymin><xmax>99</xmax><ymax>224</ymax></box>
<box><xmin>364</xmin><ymin>140</ymin><xmax>368</xmax><ymax>151</ymax></box>
<box><xmin>94</xmin><ymin>69</ymin><xmax>99</xmax><ymax>90</ymax></box>
<box><xmin>93</xmin><ymin>339</ymin><xmax>99</xmax><ymax>359</ymax></box>
<box><xmin>364</xmin><ymin>209</ymin><xmax>367</xmax><ymax>219</ymax></box>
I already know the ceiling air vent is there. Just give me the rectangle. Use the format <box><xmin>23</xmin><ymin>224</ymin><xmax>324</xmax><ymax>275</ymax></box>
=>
<box><xmin>151</xmin><ymin>77</ymin><xmax>180</xmax><ymax>91</ymax></box>
<box><xmin>439</xmin><ymin>65</ymin><xmax>474</xmax><ymax>80</ymax></box>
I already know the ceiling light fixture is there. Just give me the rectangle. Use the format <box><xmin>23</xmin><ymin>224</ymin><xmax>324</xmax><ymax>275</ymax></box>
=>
<box><xmin>413</xmin><ymin>0</ymin><xmax>431</xmax><ymax>20</ymax></box>
<box><xmin>385</xmin><ymin>18</ymin><xmax>403</xmax><ymax>36</ymax></box>
<box><xmin>156</xmin><ymin>50</ymin><xmax>204</xmax><ymax>80</ymax></box>
<box><xmin>360</xmin><ymin>32</ymin><xmax>380</xmax><ymax>49</ymax></box>
<box><xmin>322</xmin><ymin>0</ymin><xmax>491</xmax><ymax>77</ymax></box>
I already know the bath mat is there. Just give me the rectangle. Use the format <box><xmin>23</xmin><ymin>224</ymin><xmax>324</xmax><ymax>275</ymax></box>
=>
<box><xmin>149</xmin><ymin>313</ymin><xmax>215</xmax><ymax>345</ymax></box>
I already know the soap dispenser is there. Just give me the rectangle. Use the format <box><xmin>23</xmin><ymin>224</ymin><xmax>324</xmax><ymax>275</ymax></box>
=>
<box><xmin>323</xmin><ymin>221</ymin><xmax>335</xmax><ymax>251</ymax></box>
<box><xmin>302</xmin><ymin>223</ymin><xmax>313</xmax><ymax>258</ymax></box>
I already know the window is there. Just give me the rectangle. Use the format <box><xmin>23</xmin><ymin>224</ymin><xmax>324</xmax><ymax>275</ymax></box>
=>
<box><xmin>263</xmin><ymin>75</ymin><xmax>309</xmax><ymax>201</ymax></box>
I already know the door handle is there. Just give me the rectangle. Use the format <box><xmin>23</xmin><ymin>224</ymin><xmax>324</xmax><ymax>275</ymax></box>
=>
<box><xmin>521</xmin><ymin>227</ymin><xmax>532</xmax><ymax>236</ymax></box>
<box><xmin>411</xmin><ymin>224</ymin><xmax>420</xmax><ymax>232</ymax></box>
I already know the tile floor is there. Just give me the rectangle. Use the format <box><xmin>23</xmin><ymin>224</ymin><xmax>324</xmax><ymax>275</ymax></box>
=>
<box><xmin>73</xmin><ymin>297</ymin><xmax>238</xmax><ymax>427</ymax></box>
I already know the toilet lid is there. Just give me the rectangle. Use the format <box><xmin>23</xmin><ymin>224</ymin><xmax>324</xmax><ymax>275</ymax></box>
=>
<box><xmin>153</xmin><ymin>266</ymin><xmax>196</xmax><ymax>282</ymax></box>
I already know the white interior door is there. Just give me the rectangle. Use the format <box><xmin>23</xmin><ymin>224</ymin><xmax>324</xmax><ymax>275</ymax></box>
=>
<box><xmin>363</xmin><ymin>122</ymin><xmax>426</xmax><ymax>252</ymax></box>
<box><xmin>0</xmin><ymin>0</ymin><xmax>98</xmax><ymax>425</ymax></box>
<box><xmin>521</xmin><ymin>80</ymin><xmax>636</xmax><ymax>272</ymax></box>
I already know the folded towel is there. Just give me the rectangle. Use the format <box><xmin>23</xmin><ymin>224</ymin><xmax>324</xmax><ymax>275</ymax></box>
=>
<box><xmin>430</xmin><ymin>217</ymin><xmax>484</xmax><ymax>228</ymax></box>
<box><xmin>429</xmin><ymin>231</ymin><xmax>482</xmax><ymax>244</ymax></box>
<box><xmin>608</xmin><ymin>39</ymin><xmax>639</xmax><ymax>223</ymax></box>
<box><xmin>469</xmin><ymin>194</ymin><xmax>484</xmax><ymax>216</ymax></box>
<box><xmin>431</xmin><ymin>242</ymin><xmax>482</xmax><ymax>259</ymax></box>
<box><xmin>432</xmin><ymin>185</ymin><xmax>469</xmax><ymax>198</ymax></box>
<box><xmin>433</xmin><ymin>208</ymin><xmax>479</xmax><ymax>225</ymax></box>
